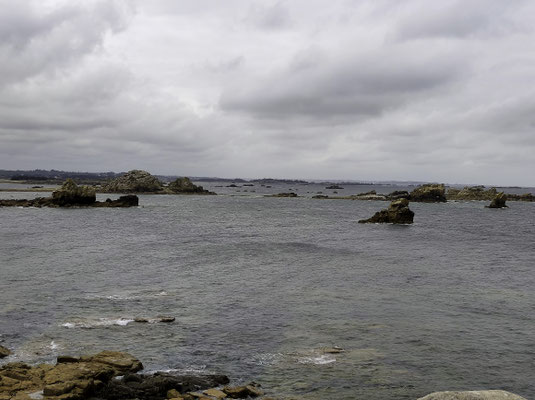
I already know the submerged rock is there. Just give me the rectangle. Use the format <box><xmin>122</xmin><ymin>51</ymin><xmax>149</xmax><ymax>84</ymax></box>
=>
<box><xmin>417</xmin><ymin>390</ymin><xmax>527</xmax><ymax>400</ymax></box>
<box><xmin>102</xmin><ymin>170</ymin><xmax>163</xmax><ymax>193</ymax></box>
<box><xmin>326</xmin><ymin>185</ymin><xmax>344</xmax><ymax>189</ymax></box>
<box><xmin>0</xmin><ymin>345</ymin><xmax>10</xmax><ymax>359</ymax></box>
<box><xmin>167</xmin><ymin>177</ymin><xmax>215</xmax><ymax>195</ymax></box>
<box><xmin>487</xmin><ymin>192</ymin><xmax>508</xmax><ymax>208</ymax></box>
<box><xmin>358</xmin><ymin>198</ymin><xmax>414</xmax><ymax>224</ymax></box>
<box><xmin>410</xmin><ymin>183</ymin><xmax>446</xmax><ymax>202</ymax></box>
<box><xmin>266</xmin><ymin>192</ymin><xmax>298</xmax><ymax>198</ymax></box>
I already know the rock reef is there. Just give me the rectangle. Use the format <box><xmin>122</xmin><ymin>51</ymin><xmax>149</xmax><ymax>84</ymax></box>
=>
<box><xmin>446</xmin><ymin>186</ymin><xmax>497</xmax><ymax>201</ymax></box>
<box><xmin>0</xmin><ymin>346</ymin><xmax>10</xmax><ymax>359</ymax></box>
<box><xmin>358</xmin><ymin>198</ymin><xmax>414</xmax><ymax>224</ymax></box>
<box><xmin>0</xmin><ymin>179</ymin><xmax>139</xmax><ymax>208</ymax></box>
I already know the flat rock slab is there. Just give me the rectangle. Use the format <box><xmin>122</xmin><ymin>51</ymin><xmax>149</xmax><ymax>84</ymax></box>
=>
<box><xmin>417</xmin><ymin>390</ymin><xmax>527</xmax><ymax>400</ymax></box>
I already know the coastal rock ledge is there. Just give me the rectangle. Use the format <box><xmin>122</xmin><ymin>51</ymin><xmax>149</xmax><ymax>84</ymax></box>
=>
<box><xmin>417</xmin><ymin>390</ymin><xmax>527</xmax><ymax>400</ymax></box>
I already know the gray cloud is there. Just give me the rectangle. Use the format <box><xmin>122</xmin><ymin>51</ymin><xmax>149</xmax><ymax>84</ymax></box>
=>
<box><xmin>0</xmin><ymin>0</ymin><xmax>534</xmax><ymax>185</ymax></box>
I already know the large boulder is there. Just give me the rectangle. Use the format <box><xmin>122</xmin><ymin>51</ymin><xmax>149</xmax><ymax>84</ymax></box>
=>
<box><xmin>417</xmin><ymin>390</ymin><xmax>527</xmax><ymax>400</ymax></box>
<box><xmin>102</xmin><ymin>170</ymin><xmax>163</xmax><ymax>193</ymax></box>
<box><xmin>410</xmin><ymin>183</ymin><xmax>447</xmax><ymax>202</ymax></box>
<box><xmin>358</xmin><ymin>198</ymin><xmax>414</xmax><ymax>224</ymax></box>
<box><xmin>167</xmin><ymin>177</ymin><xmax>214</xmax><ymax>194</ymax></box>
<box><xmin>51</xmin><ymin>179</ymin><xmax>96</xmax><ymax>206</ymax></box>
<box><xmin>487</xmin><ymin>192</ymin><xmax>507</xmax><ymax>208</ymax></box>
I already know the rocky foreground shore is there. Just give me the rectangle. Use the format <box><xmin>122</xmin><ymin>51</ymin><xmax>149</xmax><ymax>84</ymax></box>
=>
<box><xmin>0</xmin><ymin>348</ymin><xmax>527</xmax><ymax>400</ymax></box>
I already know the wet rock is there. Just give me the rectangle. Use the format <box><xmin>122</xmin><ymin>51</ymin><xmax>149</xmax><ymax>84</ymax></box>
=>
<box><xmin>159</xmin><ymin>317</ymin><xmax>176</xmax><ymax>323</ymax></box>
<box><xmin>447</xmin><ymin>186</ymin><xmax>497</xmax><ymax>201</ymax></box>
<box><xmin>416</xmin><ymin>390</ymin><xmax>527</xmax><ymax>400</ymax></box>
<box><xmin>223</xmin><ymin>384</ymin><xmax>263</xmax><ymax>398</ymax></box>
<box><xmin>387</xmin><ymin>190</ymin><xmax>410</xmax><ymax>200</ymax></box>
<box><xmin>358</xmin><ymin>198</ymin><xmax>414</xmax><ymax>224</ymax></box>
<box><xmin>167</xmin><ymin>178</ymin><xmax>215</xmax><ymax>195</ymax></box>
<box><xmin>409</xmin><ymin>183</ymin><xmax>446</xmax><ymax>202</ymax></box>
<box><xmin>326</xmin><ymin>185</ymin><xmax>344</xmax><ymax>189</ymax></box>
<box><xmin>56</xmin><ymin>356</ymin><xmax>80</xmax><ymax>364</ymax></box>
<box><xmin>98</xmin><ymin>195</ymin><xmax>139</xmax><ymax>207</ymax></box>
<box><xmin>203</xmin><ymin>388</ymin><xmax>227</xmax><ymax>398</ymax></box>
<box><xmin>487</xmin><ymin>192</ymin><xmax>507</xmax><ymax>208</ymax></box>
<box><xmin>266</xmin><ymin>193</ymin><xmax>298</xmax><ymax>198</ymax></box>
<box><xmin>102</xmin><ymin>170</ymin><xmax>163</xmax><ymax>193</ymax></box>
<box><xmin>312</xmin><ymin>195</ymin><xmax>329</xmax><ymax>199</ymax></box>
<box><xmin>0</xmin><ymin>345</ymin><xmax>10</xmax><ymax>359</ymax></box>
<box><xmin>51</xmin><ymin>179</ymin><xmax>96</xmax><ymax>206</ymax></box>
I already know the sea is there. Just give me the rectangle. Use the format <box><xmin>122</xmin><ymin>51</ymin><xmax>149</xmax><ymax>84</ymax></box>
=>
<box><xmin>1</xmin><ymin>181</ymin><xmax>534</xmax><ymax>400</ymax></box>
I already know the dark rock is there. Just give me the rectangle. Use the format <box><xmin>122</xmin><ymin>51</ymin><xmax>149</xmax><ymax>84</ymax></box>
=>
<box><xmin>487</xmin><ymin>192</ymin><xmax>508</xmax><ymax>208</ymax></box>
<box><xmin>167</xmin><ymin>177</ymin><xmax>215</xmax><ymax>195</ymax></box>
<box><xmin>102</xmin><ymin>170</ymin><xmax>163</xmax><ymax>193</ymax></box>
<box><xmin>94</xmin><ymin>195</ymin><xmax>139</xmax><ymax>207</ymax></box>
<box><xmin>51</xmin><ymin>179</ymin><xmax>96</xmax><ymax>206</ymax></box>
<box><xmin>409</xmin><ymin>184</ymin><xmax>446</xmax><ymax>202</ymax></box>
<box><xmin>159</xmin><ymin>317</ymin><xmax>175</xmax><ymax>323</ymax></box>
<box><xmin>358</xmin><ymin>198</ymin><xmax>414</xmax><ymax>224</ymax></box>
<box><xmin>312</xmin><ymin>195</ymin><xmax>330</xmax><ymax>199</ymax></box>
<box><xmin>57</xmin><ymin>355</ymin><xmax>80</xmax><ymax>364</ymax></box>
<box><xmin>226</xmin><ymin>184</ymin><xmax>239</xmax><ymax>188</ymax></box>
<box><xmin>326</xmin><ymin>185</ymin><xmax>344</xmax><ymax>189</ymax></box>
<box><xmin>0</xmin><ymin>345</ymin><xmax>10</xmax><ymax>359</ymax></box>
<box><xmin>387</xmin><ymin>190</ymin><xmax>410</xmax><ymax>200</ymax></box>
<box><xmin>266</xmin><ymin>193</ymin><xmax>298</xmax><ymax>198</ymax></box>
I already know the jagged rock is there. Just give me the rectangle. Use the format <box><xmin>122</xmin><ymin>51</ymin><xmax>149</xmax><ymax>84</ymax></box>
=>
<box><xmin>51</xmin><ymin>178</ymin><xmax>96</xmax><ymax>206</ymax></box>
<box><xmin>487</xmin><ymin>192</ymin><xmax>507</xmax><ymax>208</ymax></box>
<box><xmin>97</xmin><ymin>195</ymin><xmax>139</xmax><ymax>207</ymax></box>
<box><xmin>266</xmin><ymin>193</ymin><xmax>298</xmax><ymax>198</ymax></box>
<box><xmin>223</xmin><ymin>384</ymin><xmax>263</xmax><ymax>398</ymax></box>
<box><xmin>0</xmin><ymin>351</ymin><xmax>142</xmax><ymax>400</ymax></box>
<box><xmin>410</xmin><ymin>184</ymin><xmax>446</xmax><ymax>202</ymax></box>
<box><xmin>0</xmin><ymin>345</ymin><xmax>10</xmax><ymax>359</ymax></box>
<box><xmin>416</xmin><ymin>390</ymin><xmax>527</xmax><ymax>400</ymax></box>
<box><xmin>167</xmin><ymin>178</ymin><xmax>215</xmax><ymax>195</ymax></box>
<box><xmin>447</xmin><ymin>186</ymin><xmax>498</xmax><ymax>201</ymax></box>
<box><xmin>387</xmin><ymin>190</ymin><xmax>410</xmax><ymax>200</ymax></box>
<box><xmin>102</xmin><ymin>170</ymin><xmax>163</xmax><ymax>193</ymax></box>
<box><xmin>358</xmin><ymin>198</ymin><xmax>414</xmax><ymax>224</ymax></box>
<box><xmin>95</xmin><ymin>372</ymin><xmax>229</xmax><ymax>400</ymax></box>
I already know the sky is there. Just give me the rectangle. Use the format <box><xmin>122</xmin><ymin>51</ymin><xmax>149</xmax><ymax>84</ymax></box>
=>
<box><xmin>0</xmin><ymin>0</ymin><xmax>534</xmax><ymax>186</ymax></box>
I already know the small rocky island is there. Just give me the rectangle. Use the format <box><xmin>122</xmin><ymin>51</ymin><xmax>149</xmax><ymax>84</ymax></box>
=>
<box><xmin>0</xmin><ymin>179</ymin><xmax>138</xmax><ymax>208</ymax></box>
<box><xmin>101</xmin><ymin>170</ymin><xmax>215</xmax><ymax>195</ymax></box>
<box><xmin>486</xmin><ymin>192</ymin><xmax>508</xmax><ymax>208</ymax></box>
<box><xmin>358</xmin><ymin>198</ymin><xmax>415</xmax><ymax>224</ymax></box>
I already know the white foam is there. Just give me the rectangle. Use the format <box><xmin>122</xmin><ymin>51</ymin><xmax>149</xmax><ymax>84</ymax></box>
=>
<box><xmin>49</xmin><ymin>341</ymin><xmax>58</xmax><ymax>350</ymax></box>
<box><xmin>61</xmin><ymin>317</ymin><xmax>134</xmax><ymax>329</ymax></box>
<box><xmin>297</xmin><ymin>354</ymin><xmax>336</xmax><ymax>365</ymax></box>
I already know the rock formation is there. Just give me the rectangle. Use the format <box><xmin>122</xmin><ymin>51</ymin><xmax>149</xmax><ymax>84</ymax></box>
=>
<box><xmin>266</xmin><ymin>192</ymin><xmax>298</xmax><ymax>197</ymax></box>
<box><xmin>51</xmin><ymin>179</ymin><xmax>96</xmax><ymax>206</ymax></box>
<box><xmin>0</xmin><ymin>345</ymin><xmax>10</xmax><ymax>359</ymax></box>
<box><xmin>487</xmin><ymin>192</ymin><xmax>508</xmax><ymax>208</ymax></box>
<box><xmin>410</xmin><ymin>184</ymin><xmax>447</xmax><ymax>202</ymax></box>
<box><xmin>326</xmin><ymin>185</ymin><xmax>344</xmax><ymax>189</ymax></box>
<box><xmin>0</xmin><ymin>180</ymin><xmax>139</xmax><ymax>208</ymax></box>
<box><xmin>416</xmin><ymin>390</ymin><xmax>527</xmax><ymax>400</ymax></box>
<box><xmin>447</xmin><ymin>186</ymin><xmax>497</xmax><ymax>201</ymax></box>
<box><xmin>167</xmin><ymin>177</ymin><xmax>215</xmax><ymax>195</ymax></box>
<box><xmin>102</xmin><ymin>170</ymin><xmax>163</xmax><ymax>193</ymax></box>
<box><xmin>358</xmin><ymin>198</ymin><xmax>414</xmax><ymax>224</ymax></box>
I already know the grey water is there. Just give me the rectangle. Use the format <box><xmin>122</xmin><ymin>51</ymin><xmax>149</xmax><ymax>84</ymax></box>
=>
<box><xmin>1</xmin><ymin>185</ymin><xmax>534</xmax><ymax>399</ymax></box>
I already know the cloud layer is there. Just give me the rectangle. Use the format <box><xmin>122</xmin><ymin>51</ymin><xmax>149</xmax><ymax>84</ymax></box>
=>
<box><xmin>1</xmin><ymin>0</ymin><xmax>534</xmax><ymax>185</ymax></box>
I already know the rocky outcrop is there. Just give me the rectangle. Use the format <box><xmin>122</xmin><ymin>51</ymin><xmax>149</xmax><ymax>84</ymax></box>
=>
<box><xmin>447</xmin><ymin>186</ymin><xmax>498</xmax><ymax>201</ymax></box>
<box><xmin>505</xmin><ymin>192</ymin><xmax>535</xmax><ymax>201</ymax></box>
<box><xmin>358</xmin><ymin>198</ymin><xmax>414</xmax><ymax>224</ymax></box>
<box><xmin>326</xmin><ymin>185</ymin><xmax>344</xmax><ymax>190</ymax></box>
<box><xmin>0</xmin><ymin>351</ymin><xmax>142</xmax><ymax>400</ymax></box>
<box><xmin>51</xmin><ymin>179</ymin><xmax>96</xmax><ymax>206</ymax></box>
<box><xmin>410</xmin><ymin>184</ymin><xmax>447</xmax><ymax>202</ymax></box>
<box><xmin>0</xmin><ymin>180</ymin><xmax>138</xmax><ymax>208</ymax></box>
<box><xmin>487</xmin><ymin>192</ymin><xmax>507</xmax><ymax>208</ymax></box>
<box><xmin>102</xmin><ymin>170</ymin><xmax>163</xmax><ymax>193</ymax></box>
<box><xmin>416</xmin><ymin>390</ymin><xmax>527</xmax><ymax>400</ymax></box>
<box><xmin>167</xmin><ymin>177</ymin><xmax>215</xmax><ymax>195</ymax></box>
<box><xmin>0</xmin><ymin>345</ymin><xmax>10</xmax><ymax>359</ymax></box>
<box><xmin>266</xmin><ymin>192</ymin><xmax>298</xmax><ymax>197</ymax></box>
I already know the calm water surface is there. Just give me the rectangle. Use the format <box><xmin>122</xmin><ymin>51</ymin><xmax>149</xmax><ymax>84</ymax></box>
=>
<box><xmin>1</xmin><ymin>186</ymin><xmax>534</xmax><ymax>399</ymax></box>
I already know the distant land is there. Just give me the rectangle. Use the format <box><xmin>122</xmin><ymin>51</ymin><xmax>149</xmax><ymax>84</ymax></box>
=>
<box><xmin>0</xmin><ymin>168</ymin><xmax>528</xmax><ymax>189</ymax></box>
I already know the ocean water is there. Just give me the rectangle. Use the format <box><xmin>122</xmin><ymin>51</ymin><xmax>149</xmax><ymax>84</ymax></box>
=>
<box><xmin>1</xmin><ymin>185</ymin><xmax>534</xmax><ymax>399</ymax></box>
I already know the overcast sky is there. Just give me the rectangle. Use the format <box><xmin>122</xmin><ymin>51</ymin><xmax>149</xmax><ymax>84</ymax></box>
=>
<box><xmin>1</xmin><ymin>0</ymin><xmax>534</xmax><ymax>185</ymax></box>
